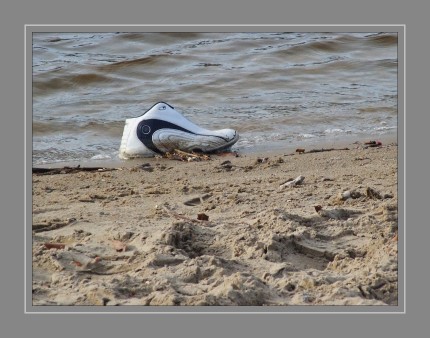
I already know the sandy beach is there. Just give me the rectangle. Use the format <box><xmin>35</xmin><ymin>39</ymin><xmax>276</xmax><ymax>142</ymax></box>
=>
<box><xmin>32</xmin><ymin>141</ymin><xmax>398</xmax><ymax>307</ymax></box>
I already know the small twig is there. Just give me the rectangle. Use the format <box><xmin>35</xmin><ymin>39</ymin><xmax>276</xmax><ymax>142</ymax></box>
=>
<box><xmin>283</xmin><ymin>147</ymin><xmax>351</xmax><ymax>157</ymax></box>
<box><xmin>173</xmin><ymin>149</ymin><xmax>201</xmax><ymax>158</ymax></box>
<box><xmin>76</xmin><ymin>267</ymin><xmax>134</xmax><ymax>276</ymax></box>
<box><xmin>162</xmin><ymin>205</ymin><xmax>216</xmax><ymax>227</ymax></box>
<box><xmin>358</xmin><ymin>285</ymin><xmax>368</xmax><ymax>298</ymax></box>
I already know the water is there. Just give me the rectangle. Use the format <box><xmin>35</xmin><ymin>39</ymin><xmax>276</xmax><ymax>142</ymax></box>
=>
<box><xmin>32</xmin><ymin>32</ymin><xmax>398</xmax><ymax>166</ymax></box>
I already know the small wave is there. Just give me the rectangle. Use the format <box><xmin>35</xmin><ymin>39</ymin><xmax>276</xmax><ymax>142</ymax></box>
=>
<box><xmin>298</xmin><ymin>133</ymin><xmax>316</xmax><ymax>139</ymax></box>
<box><xmin>306</xmin><ymin>40</ymin><xmax>346</xmax><ymax>52</ymax></box>
<box><xmin>374</xmin><ymin>126</ymin><xmax>396</xmax><ymax>131</ymax></box>
<box><xmin>33</xmin><ymin>120</ymin><xmax>124</xmax><ymax>137</ymax></box>
<box><xmin>324</xmin><ymin>128</ymin><xmax>352</xmax><ymax>135</ymax></box>
<box><xmin>33</xmin><ymin>121</ymin><xmax>60</xmax><ymax>135</ymax></box>
<box><xmin>72</xmin><ymin>73</ymin><xmax>114</xmax><ymax>85</ymax></box>
<box><xmin>277</xmin><ymin>36</ymin><xmax>356</xmax><ymax>57</ymax></box>
<box><xmin>115</xmin><ymin>32</ymin><xmax>203</xmax><ymax>43</ymax></box>
<box><xmin>357</xmin><ymin>106</ymin><xmax>397</xmax><ymax>113</ymax></box>
<box><xmin>33</xmin><ymin>72</ymin><xmax>114</xmax><ymax>94</ymax></box>
<box><xmin>90</xmin><ymin>154</ymin><xmax>112</xmax><ymax>160</ymax></box>
<box><xmin>195</xmin><ymin>63</ymin><xmax>222</xmax><ymax>67</ymax></box>
<box><xmin>98</xmin><ymin>55</ymin><xmax>167</xmax><ymax>71</ymax></box>
<box><xmin>365</xmin><ymin>33</ymin><xmax>398</xmax><ymax>46</ymax></box>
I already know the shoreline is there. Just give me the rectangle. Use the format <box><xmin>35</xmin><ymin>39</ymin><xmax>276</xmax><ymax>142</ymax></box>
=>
<box><xmin>32</xmin><ymin>132</ymin><xmax>398</xmax><ymax>169</ymax></box>
<box><xmin>32</xmin><ymin>141</ymin><xmax>399</xmax><ymax>306</ymax></box>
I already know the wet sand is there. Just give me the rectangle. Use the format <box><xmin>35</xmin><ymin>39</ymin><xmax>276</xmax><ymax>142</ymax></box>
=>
<box><xmin>32</xmin><ymin>142</ymin><xmax>398</xmax><ymax>306</ymax></box>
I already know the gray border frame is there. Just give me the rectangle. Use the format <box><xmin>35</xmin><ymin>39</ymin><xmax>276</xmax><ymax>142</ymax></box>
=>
<box><xmin>26</xmin><ymin>25</ymin><xmax>404</xmax><ymax>314</ymax></box>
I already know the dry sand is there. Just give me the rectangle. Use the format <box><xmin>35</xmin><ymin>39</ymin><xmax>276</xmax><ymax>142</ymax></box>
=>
<box><xmin>32</xmin><ymin>142</ymin><xmax>398</xmax><ymax>307</ymax></box>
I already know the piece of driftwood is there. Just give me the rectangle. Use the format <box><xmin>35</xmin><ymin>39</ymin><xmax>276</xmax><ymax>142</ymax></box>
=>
<box><xmin>307</xmin><ymin>147</ymin><xmax>350</xmax><ymax>153</ymax></box>
<box><xmin>33</xmin><ymin>166</ymin><xmax>117</xmax><ymax>175</ymax></box>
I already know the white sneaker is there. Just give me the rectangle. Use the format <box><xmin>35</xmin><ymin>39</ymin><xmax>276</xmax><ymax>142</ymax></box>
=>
<box><xmin>119</xmin><ymin>102</ymin><xmax>239</xmax><ymax>158</ymax></box>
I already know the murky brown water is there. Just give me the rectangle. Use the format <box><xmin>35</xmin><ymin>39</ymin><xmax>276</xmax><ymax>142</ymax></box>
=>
<box><xmin>32</xmin><ymin>32</ymin><xmax>397</xmax><ymax>165</ymax></box>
